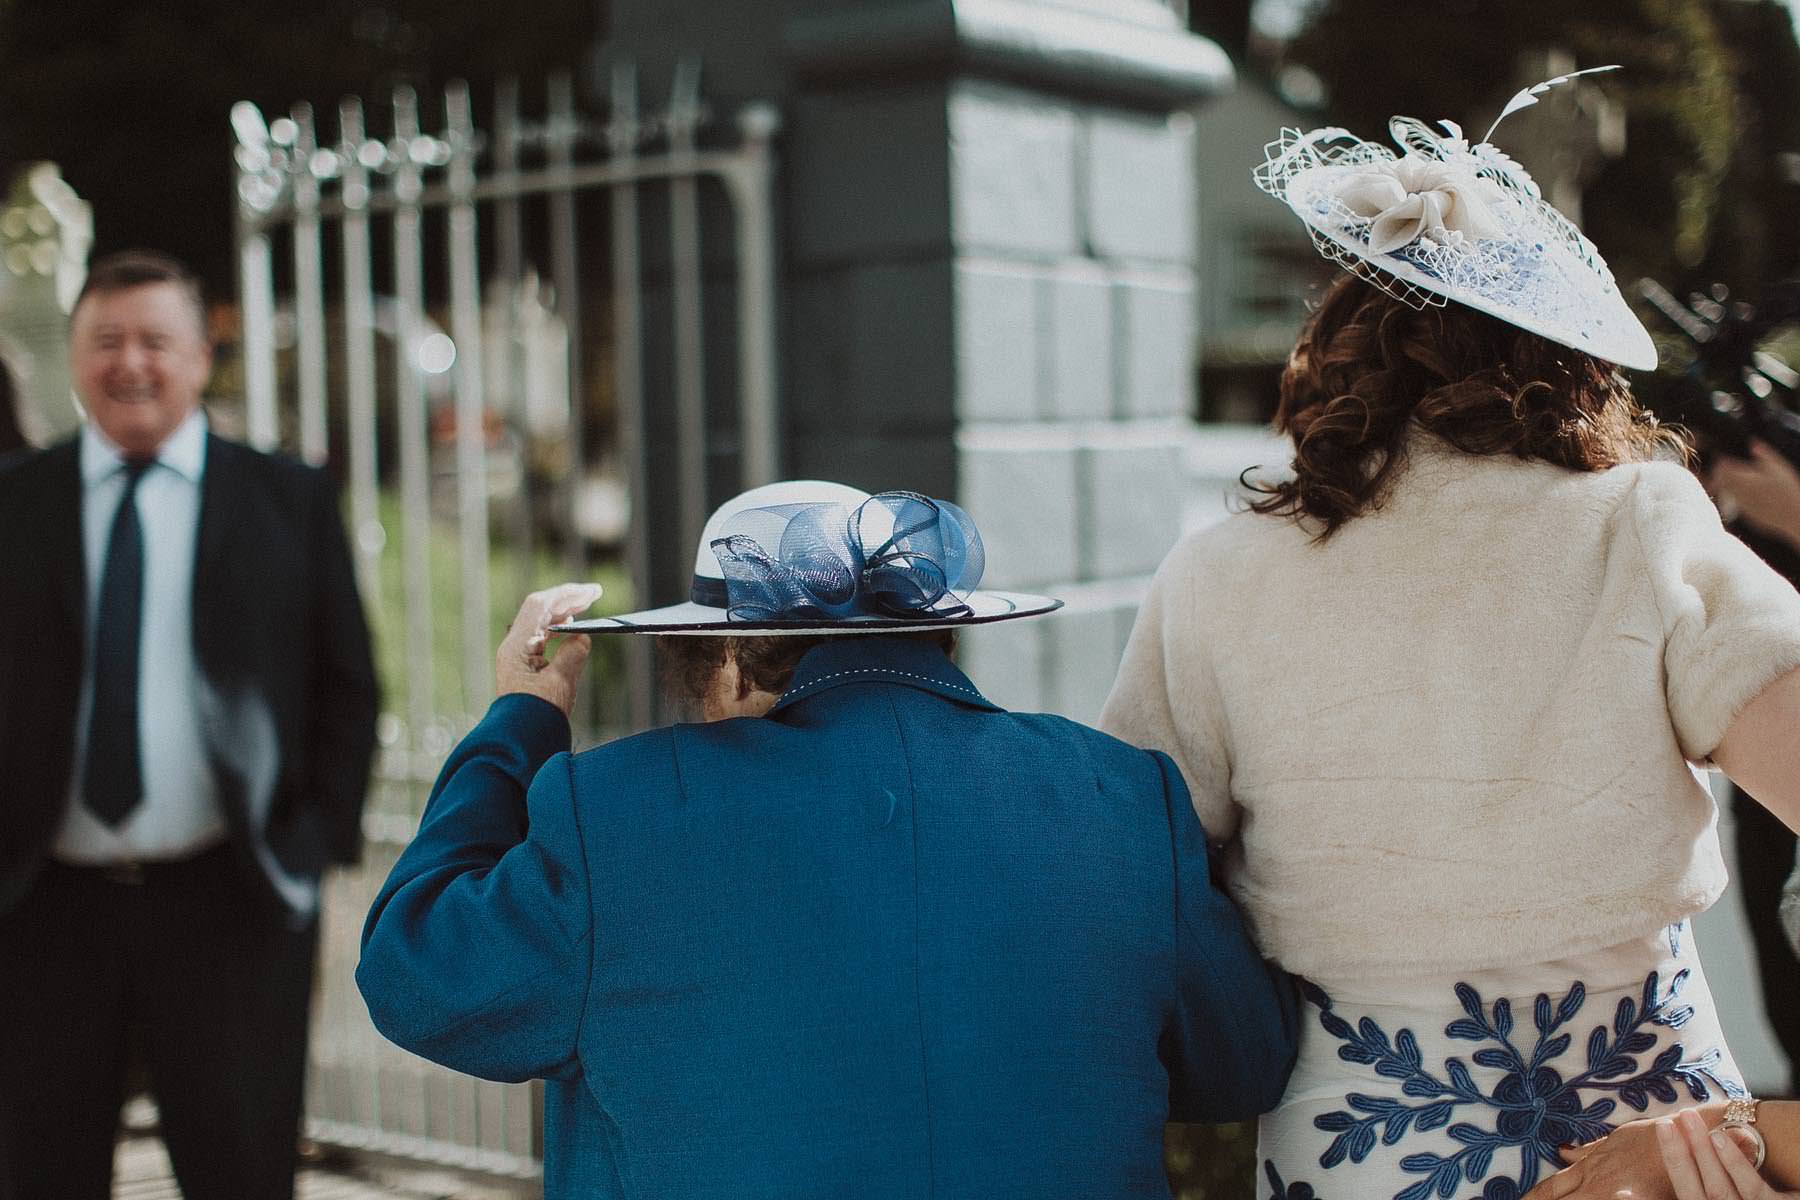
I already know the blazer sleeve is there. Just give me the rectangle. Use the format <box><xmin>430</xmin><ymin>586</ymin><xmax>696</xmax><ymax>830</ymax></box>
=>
<box><xmin>1155</xmin><ymin>750</ymin><xmax>1299</xmax><ymax>1121</ymax></box>
<box><xmin>357</xmin><ymin>693</ymin><xmax>592</xmax><ymax>1083</ymax></box>
<box><xmin>305</xmin><ymin>467</ymin><xmax>380</xmax><ymax>864</ymax></box>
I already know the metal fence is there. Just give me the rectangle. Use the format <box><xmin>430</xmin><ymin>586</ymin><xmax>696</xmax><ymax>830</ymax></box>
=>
<box><xmin>230</xmin><ymin>61</ymin><xmax>781</xmax><ymax>1177</ymax></box>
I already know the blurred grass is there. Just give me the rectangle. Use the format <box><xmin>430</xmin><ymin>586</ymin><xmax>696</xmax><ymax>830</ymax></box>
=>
<box><xmin>1168</xmin><ymin>1121</ymin><xmax>1260</xmax><ymax>1200</ymax></box>
<box><xmin>359</xmin><ymin>488</ymin><xmax>632</xmax><ymax>727</ymax></box>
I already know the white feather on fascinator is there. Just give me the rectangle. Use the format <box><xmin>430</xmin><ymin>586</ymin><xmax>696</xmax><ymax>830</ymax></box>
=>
<box><xmin>1255</xmin><ymin>66</ymin><xmax>1657</xmax><ymax>370</ymax></box>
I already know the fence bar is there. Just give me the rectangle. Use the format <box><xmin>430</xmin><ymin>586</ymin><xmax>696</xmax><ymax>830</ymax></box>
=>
<box><xmin>547</xmin><ymin>71</ymin><xmax>585</xmax><ymax>577</ymax></box>
<box><xmin>292</xmin><ymin>104</ymin><xmax>330</xmax><ymax>466</ymax></box>
<box><xmin>237</xmin><ymin>61</ymin><xmax>785</xmax><ymax>1172</ymax></box>
<box><xmin>242</xmin><ymin>150</ymin><xmax>762</xmax><ymax>227</ymax></box>
<box><xmin>493</xmin><ymin>78</ymin><xmax>525</xmax><ymax>289</ymax></box>
<box><xmin>492</xmin><ymin>77</ymin><xmax>536</xmax><ymax>613</ymax></box>
<box><xmin>727</xmin><ymin>105</ymin><xmax>782</xmax><ymax>488</ymax></box>
<box><xmin>230</xmin><ymin>104</ymin><xmax>281</xmax><ymax>451</ymax></box>
<box><xmin>338</xmin><ymin>99</ymin><xmax>384</xmax><ymax>616</ymax></box>
<box><xmin>390</xmin><ymin>86</ymin><xmax>435</xmax><ymax>740</ymax></box>
<box><xmin>303</xmin><ymin>1119</ymin><xmax>541</xmax><ymax>1182</ymax></box>
<box><xmin>239</xmin><ymin>235</ymin><xmax>279</xmax><ymax>451</ymax></box>
<box><xmin>668</xmin><ymin>59</ymin><xmax>709</xmax><ymax>557</ymax></box>
<box><xmin>446</xmin><ymin>81</ymin><xmax>493</xmax><ymax>709</ymax></box>
<box><xmin>609</xmin><ymin>61</ymin><xmax>654</xmax><ymax>731</ymax></box>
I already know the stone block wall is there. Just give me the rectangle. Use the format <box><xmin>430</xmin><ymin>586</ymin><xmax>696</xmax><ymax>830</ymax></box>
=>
<box><xmin>607</xmin><ymin>0</ymin><xmax>1230</xmax><ymax>724</ymax></box>
<box><xmin>950</xmin><ymin>79</ymin><xmax>1200</xmax><ymax>723</ymax></box>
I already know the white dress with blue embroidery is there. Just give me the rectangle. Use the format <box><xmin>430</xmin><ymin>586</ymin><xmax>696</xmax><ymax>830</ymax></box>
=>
<box><xmin>1260</xmin><ymin>922</ymin><xmax>1743</xmax><ymax>1200</ymax></box>
<box><xmin>1099</xmin><ymin>443</ymin><xmax>1800</xmax><ymax>1200</ymax></box>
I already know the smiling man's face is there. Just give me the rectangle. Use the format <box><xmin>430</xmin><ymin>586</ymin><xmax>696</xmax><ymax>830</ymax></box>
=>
<box><xmin>70</xmin><ymin>281</ymin><xmax>211</xmax><ymax>456</ymax></box>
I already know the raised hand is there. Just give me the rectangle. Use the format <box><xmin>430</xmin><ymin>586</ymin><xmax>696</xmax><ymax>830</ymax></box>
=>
<box><xmin>1523</xmin><ymin>1105</ymin><xmax>1776</xmax><ymax>1200</ymax></box>
<box><xmin>495</xmin><ymin>582</ymin><xmax>603</xmax><ymax>717</ymax></box>
<box><xmin>1711</xmin><ymin>439</ymin><xmax>1800</xmax><ymax>552</ymax></box>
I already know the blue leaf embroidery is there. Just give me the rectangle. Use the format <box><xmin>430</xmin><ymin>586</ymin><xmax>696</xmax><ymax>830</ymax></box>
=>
<box><xmin>1297</xmin><ymin>971</ymin><xmax>1742</xmax><ymax>1200</ymax></box>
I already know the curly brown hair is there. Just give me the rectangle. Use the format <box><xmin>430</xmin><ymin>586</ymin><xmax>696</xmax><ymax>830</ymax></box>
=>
<box><xmin>1247</xmin><ymin>275</ymin><xmax>1689</xmax><ymax>537</ymax></box>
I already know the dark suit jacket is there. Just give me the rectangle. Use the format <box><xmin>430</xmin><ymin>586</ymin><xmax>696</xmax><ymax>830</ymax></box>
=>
<box><xmin>359</xmin><ymin>636</ymin><xmax>1299</xmax><ymax>1199</ymax></box>
<box><xmin>0</xmin><ymin>430</ymin><xmax>379</xmax><ymax>922</ymax></box>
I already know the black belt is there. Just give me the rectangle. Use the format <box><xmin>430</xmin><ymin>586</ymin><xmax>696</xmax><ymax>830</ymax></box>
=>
<box><xmin>47</xmin><ymin>840</ymin><xmax>232</xmax><ymax>886</ymax></box>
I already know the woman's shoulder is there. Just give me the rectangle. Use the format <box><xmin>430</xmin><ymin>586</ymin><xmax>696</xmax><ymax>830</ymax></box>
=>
<box><xmin>571</xmin><ymin>723</ymin><xmax>679</xmax><ymax>779</ymax></box>
<box><xmin>1601</xmin><ymin>456</ymin><xmax>1713</xmax><ymax>512</ymax></box>
<box><xmin>1159</xmin><ymin>507</ymin><xmax>1307</xmax><ymax>577</ymax></box>
<box><xmin>1568</xmin><ymin>457</ymin><xmax>1722</xmax><ymax>560</ymax></box>
<box><xmin>1149</xmin><ymin>453</ymin><xmax>1706</xmax><ymax>580</ymax></box>
<box><xmin>1411</xmin><ymin>444</ymin><xmax>1702</xmax><ymax>530</ymax></box>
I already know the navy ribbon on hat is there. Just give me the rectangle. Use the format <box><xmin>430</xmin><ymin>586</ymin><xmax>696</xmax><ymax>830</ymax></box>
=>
<box><xmin>697</xmin><ymin>491</ymin><xmax>986</xmax><ymax>622</ymax></box>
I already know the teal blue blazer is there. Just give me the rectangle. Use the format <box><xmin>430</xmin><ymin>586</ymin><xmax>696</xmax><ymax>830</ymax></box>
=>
<box><xmin>358</xmin><ymin>636</ymin><xmax>1297</xmax><ymax>1198</ymax></box>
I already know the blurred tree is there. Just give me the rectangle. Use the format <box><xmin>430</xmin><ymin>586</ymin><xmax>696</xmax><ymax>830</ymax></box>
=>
<box><xmin>1286</xmin><ymin>0</ymin><xmax>1739</xmax><ymax>288</ymax></box>
<box><xmin>1696</xmin><ymin>0</ymin><xmax>1800</xmax><ymax>292</ymax></box>
<box><xmin>0</xmin><ymin>0</ymin><xmax>600</xmax><ymax>291</ymax></box>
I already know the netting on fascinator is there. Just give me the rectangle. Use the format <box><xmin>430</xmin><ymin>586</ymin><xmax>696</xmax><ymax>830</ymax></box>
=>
<box><xmin>1253</xmin><ymin>65</ymin><xmax>1657</xmax><ymax>370</ymax></box>
<box><xmin>711</xmin><ymin>492</ymin><xmax>986</xmax><ymax>623</ymax></box>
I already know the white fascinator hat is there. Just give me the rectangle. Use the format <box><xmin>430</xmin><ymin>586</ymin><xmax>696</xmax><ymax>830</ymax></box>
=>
<box><xmin>1255</xmin><ymin>65</ymin><xmax>1656</xmax><ymax>371</ymax></box>
<box><xmin>556</xmin><ymin>479</ymin><xmax>1063</xmax><ymax>636</ymax></box>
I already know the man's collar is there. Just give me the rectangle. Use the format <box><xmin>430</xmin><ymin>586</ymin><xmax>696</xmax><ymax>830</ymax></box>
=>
<box><xmin>767</xmin><ymin>635</ymin><xmax>1001</xmax><ymax>717</ymax></box>
<box><xmin>80</xmin><ymin>408</ymin><xmax>208</xmax><ymax>486</ymax></box>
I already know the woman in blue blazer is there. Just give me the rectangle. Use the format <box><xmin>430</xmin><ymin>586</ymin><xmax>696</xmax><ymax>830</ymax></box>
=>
<box><xmin>357</xmin><ymin>481</ymin><xmax>1298</xmax><ymax>1199</ymax></box>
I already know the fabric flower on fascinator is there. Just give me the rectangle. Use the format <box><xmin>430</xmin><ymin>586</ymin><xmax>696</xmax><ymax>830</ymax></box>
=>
<box><xmin>1331</xmin><ymin>154</ymin><xmax>1511</xmax><ymax>254</ymax></box>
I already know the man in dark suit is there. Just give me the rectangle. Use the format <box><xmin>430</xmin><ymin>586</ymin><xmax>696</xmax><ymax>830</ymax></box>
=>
<box><xmin>0</xmin><ymin>250</ymin><xmax>379</xmax><ymax>1200</ymax></box>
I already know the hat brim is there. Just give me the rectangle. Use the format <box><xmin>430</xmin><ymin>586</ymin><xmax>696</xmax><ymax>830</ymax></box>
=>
<box><xmin>554</xmin><ymin>590</ymin><xmax>1063</xmax><ymax>636</ymax></box>
<box><xmin>1282</xmin><ymin>163</ymin><xmax>1657</xmax><ymax>371</ymax></box>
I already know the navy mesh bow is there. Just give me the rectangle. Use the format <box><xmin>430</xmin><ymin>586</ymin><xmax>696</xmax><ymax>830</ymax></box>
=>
<box><xmin>711</xmin><ymin>491</ymin><xmax>985</xmax><ymax>622</ymax></box>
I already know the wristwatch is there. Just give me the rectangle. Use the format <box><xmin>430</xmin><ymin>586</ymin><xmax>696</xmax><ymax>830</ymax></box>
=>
<box><xmin>1721</xmin><ymin>1096</ymin><xmax>1767</xmax><ymax>1171</ymax></box>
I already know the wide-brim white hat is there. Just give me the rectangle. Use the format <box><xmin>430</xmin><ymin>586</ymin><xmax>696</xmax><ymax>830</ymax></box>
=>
<box><xmin>556</xmin><ymin>479</ymin><xmax>1062</xmax><ymax>636</ymax></box>
<box><xmin>1256</xmin><ymin>91</ymin><xmax>1657</xmax><ymax>371</ymax></box>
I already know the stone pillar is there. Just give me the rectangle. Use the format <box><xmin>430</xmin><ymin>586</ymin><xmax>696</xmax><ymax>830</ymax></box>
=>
<box><xmin>602</xmin><ymin>0</ymin><xmax>1230</xmax><ymax>721</ymax></box>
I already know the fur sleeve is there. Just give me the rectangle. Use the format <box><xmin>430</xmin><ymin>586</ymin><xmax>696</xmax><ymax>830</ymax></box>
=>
<box><xmin>1627</xmin><ymin>462</ymin><xmax>1800</xmax><ymax>761</ymax></box>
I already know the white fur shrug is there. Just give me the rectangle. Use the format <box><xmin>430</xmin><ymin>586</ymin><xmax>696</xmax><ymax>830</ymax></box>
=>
<box><xmin>1100</xmin><ymin>439</ymin><xmax>1800</xmax><ymax>982</ymax></box>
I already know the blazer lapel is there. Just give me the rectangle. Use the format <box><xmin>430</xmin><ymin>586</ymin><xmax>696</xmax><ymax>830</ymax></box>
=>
<box><xmin>191</xmin><ymin>433</ymin><xmax>238</xmax><ymax>644</ymax></box>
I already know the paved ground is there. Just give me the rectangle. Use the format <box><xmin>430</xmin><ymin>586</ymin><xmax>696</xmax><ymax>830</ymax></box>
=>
<box><xmin>111</xmin><ymin>1136</ymin><xmax>536</xmax><ymax>1200</ymax></box>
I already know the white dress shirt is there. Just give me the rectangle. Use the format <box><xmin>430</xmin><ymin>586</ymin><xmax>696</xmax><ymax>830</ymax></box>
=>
<box><xmin>54</xmin><ymin>409</ymin><xmax>226</xmax><ymax>862</ymax></box>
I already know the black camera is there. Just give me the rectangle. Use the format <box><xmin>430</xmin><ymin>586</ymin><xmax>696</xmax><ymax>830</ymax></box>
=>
<box><xmin>1636</xmin><ymin>277</ymin><xmax>1800</xmax><ymax>466</ymax></box>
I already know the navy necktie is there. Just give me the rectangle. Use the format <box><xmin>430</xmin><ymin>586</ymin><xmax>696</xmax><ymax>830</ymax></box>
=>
<box><xmin>83</xmin><ymin>458</ymin><xmax>154</xmax><ymax>827</ymax></box>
